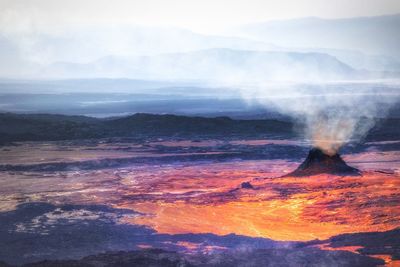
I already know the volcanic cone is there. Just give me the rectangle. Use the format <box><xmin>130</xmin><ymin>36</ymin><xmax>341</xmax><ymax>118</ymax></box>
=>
<box><xmin>287</xmin><ymin>148</ymin><xmax>360</xmax><ymax>177</ymax></box>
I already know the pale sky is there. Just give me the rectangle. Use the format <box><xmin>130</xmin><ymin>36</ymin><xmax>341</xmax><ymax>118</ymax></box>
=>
<box><xmin>1</xmin><ymin>0</ymin><xmax>400</xmax><ymax>34</ymax></box>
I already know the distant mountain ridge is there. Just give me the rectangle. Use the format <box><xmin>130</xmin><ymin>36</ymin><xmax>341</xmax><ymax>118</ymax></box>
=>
<box><xmin>41</xmin><ymin>48</ymin><xmax>358</xmax><ymax>82</ymax></box>
<box><xmin>1</xmin><ymin>14</ymin><xmax>400</xmax><ymax>79</ymax></box>
<box><xmin>235</xmin><ymin>14</ymin><xmax>400</xmax><ymax>60</ymax></box>
<box><xmin>0</xmin><ymin>112</ymin><xmax>398</xmax><ymax>143</ymax></box>
<box><xmin>0</xmin><ymin>112</ymin><xmax>294</xmax><ymax>142</ymax></box>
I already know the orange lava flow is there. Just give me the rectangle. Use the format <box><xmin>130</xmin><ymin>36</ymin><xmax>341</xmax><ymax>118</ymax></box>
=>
<box><xmin>313</xmin><ymin>244</ymin><xmax>364</xmax><ymax>254</ymax></box>
<box><xmin>369</xmin><ymin>255</ymin><xmax>400</xmax><ymax>267</ymax></box>
<box><xmin>314</xmin><ymin>244</ymin><xmax>400</xmax><ymax>267</ymax></box>
<box><xmin>2</xmin><ymin>139</ymin><xmax>399</xmax><ymax>244</ymax></box>
<box><xmin>118</xmin><ymin>160</ymin><xmax>400</xmax><ymax>241</ymax></box>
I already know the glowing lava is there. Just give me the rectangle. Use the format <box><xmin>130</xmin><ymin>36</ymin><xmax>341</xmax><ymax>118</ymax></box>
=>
<box><xmin>1</xmin><ymin>140</ymin><xmax>399</xmax><ymax>243</ymax></box>
<box><xmin>119</xmin><ymin>170</ymin><xmax>400</xmax><ymax>241</ymax></box>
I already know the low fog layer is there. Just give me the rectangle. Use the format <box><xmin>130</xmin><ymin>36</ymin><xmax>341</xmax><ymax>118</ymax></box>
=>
<box><xmin>0</xmin><ymin>14</ymin><xmax>400</xmax><ymax>80</ymax></box>
<box><xmin>0</xmin><ymin>12</ymin><xmax>400</xmax><ymax>151</ymax></box>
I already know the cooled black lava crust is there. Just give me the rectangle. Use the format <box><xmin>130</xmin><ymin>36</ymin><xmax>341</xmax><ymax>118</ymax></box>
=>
<box><xmin>287</xmin><ymin>148</ymin><xmax>360</xmax><ymax>176</ymax></box>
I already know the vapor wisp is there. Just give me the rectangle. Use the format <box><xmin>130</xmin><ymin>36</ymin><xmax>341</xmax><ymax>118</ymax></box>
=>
<box><xmin>241</xmin><ymin>82</ymin><xmax>400</xmax><ymax>155</ymax></box>
<box><xmin>304</xmin><ymin>108</ymin><xmax>377</xmax><ymax>155</ymax></box>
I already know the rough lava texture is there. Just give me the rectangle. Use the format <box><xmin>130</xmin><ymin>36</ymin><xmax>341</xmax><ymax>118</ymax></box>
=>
<box><xmin>287</xmin><ymin>148</ymin><xmax>361</xmax><ymax>177</ymax></box>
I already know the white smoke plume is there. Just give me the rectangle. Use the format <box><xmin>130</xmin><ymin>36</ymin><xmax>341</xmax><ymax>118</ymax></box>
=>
<box><xmin>237</xmin><ymin>81</ymin><xmax>400</xmax><ymax>155</ymax></box>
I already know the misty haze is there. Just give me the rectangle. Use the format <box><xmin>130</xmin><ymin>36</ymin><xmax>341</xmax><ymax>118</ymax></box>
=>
<box><xmin>0</xmin><ymin>1</ymin><xmax>400</xmax><ymax>267</ymax></box>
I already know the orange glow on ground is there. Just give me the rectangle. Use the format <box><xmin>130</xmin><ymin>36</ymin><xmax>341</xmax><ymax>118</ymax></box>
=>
<box><xmin>369</xmin><ymin>255</ymin><xmax>400</xmax><ymax>267</ymax></box>
<box><xmin>118</xmin><ymin>170</ymin><xmax>400</xmax><ymax>241</ymax></box>
<box><xmin>314</xmin><ymin>244</ymin><xmax>364</xmax><ymax>253</ymax></box>
<box><xmin>314</xmin><ymin>244</ymin><xmax>400</xmax><ymax>266</ymax></box>
<box><xmin>1</xmin><ymin>140</ymin><xmax>399</xmax><ymax>243</ymax></box>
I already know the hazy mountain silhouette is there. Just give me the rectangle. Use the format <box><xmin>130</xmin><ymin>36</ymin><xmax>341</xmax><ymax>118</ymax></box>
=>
<box><xmin>41</xmin><ymin>48</ymin><xmax>357</xmax><ymax>81</ymax></box>
<box><xmin>235</xmin><ymin>14</ymin><xmax>400</xmax><ymax>59</ymax></box>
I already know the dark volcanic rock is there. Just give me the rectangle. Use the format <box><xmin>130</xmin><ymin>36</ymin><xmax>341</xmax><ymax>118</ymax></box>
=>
<box><xmin>287</xmin><ymin>148</ymin><xmax>360</xmax><ymax>177</ymax></box>
<box><xmin>328</xmin><ymin>228</ymin><xmax>400</xmax><ymax>260</ymax></box>
<box><xmin>241</xmin><ymin>182</ymin><xmax>254</xmax><ymax>189</ymax></box>
<box><xmin>301</xmin><ymin>228</ymin><xmax>400</xmax><ymax>263</ymax></box>
<box><xmin>0</xmin><ymin>112</ymin><xmax>294</xmax><ymax>143</ymax></box>
<box><xmin>18</xmin><ymin>248</ymin><xmax>384</xmax><ymax>267</ymax></box>
<box><xmin>20</xmin><ymin>249</ymin><xmax>193</xmax><ymax>267</ymax></box>
<box><xmin>0</xmin><ymin>202</ymin><xmax>287</xmax><ymax>265</ymax></box>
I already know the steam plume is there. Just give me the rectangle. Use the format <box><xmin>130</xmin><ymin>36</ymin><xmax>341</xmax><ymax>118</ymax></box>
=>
<box><xmin>238</xmin><ymin>82</ymin><xmax>400</xmax><ymax>153</ymax></box>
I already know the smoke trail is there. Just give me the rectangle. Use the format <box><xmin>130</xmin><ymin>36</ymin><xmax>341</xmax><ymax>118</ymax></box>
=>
<box><xmin>304</xmin><ymin>107</ymin><xmax>377</xmax><ymax>155</ymax></box>
<box><xmin>238</xmin><ymin>82</ymin><xmax>400</xmax><ymax>154</ymax></box>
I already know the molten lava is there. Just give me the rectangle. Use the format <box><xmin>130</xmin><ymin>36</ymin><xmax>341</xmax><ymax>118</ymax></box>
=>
<box><xmin>287</xmin><ymin>148</ymin><xmax>360</xmax><ymax>177</ymax></box>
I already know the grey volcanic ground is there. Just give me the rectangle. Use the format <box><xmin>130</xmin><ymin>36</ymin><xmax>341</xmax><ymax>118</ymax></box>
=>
<box><xmin>0</xmin><ymin>113</ymin><xmax>399</xmax><ymax>266</ymax></box>
<box><xmin>0</xmin><ymin>8</ymin><xmax>400</xmax><ymax>267</ymax></box>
